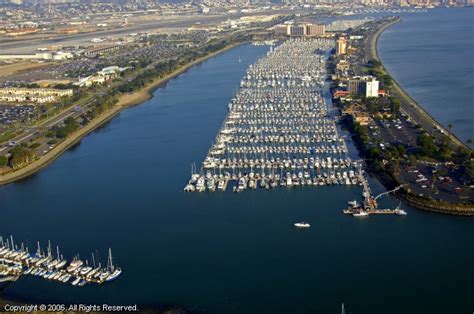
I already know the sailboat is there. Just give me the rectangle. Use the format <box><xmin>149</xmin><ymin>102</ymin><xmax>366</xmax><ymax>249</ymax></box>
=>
<box><xmin>105</xmin><ymin>248</ymin><xmax>122</xmax><ymax>282</ymax></box>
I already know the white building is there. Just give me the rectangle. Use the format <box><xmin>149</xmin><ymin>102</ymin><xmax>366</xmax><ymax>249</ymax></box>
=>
<box><xmin>365</xmin><ymin>77</ymin><xmax>379</xmax><ymax>98</ymax></box>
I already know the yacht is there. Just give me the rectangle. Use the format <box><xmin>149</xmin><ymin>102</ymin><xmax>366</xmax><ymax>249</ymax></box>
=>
<box><xmin>66</xmin><ymin>258</ymin><xmax>83</xmax><ymax>272</ymax></box>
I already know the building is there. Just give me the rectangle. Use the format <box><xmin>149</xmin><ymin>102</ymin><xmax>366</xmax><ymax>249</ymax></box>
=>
<box><xmin>306</xmin><ymin>24</ymin><xmax>326</xmax><ymax>36</ymax></box>
<box><xmin>0</xmin><ymin>88</ymin><xmax>73</xmax><ymax>103</ymax></box>
<box><xmin>348</xmin><ymin>79</ymin><xmax>363</xmax><ymax>95</ymax></box>
<box><xmin>347</xmin><ymin>76</ymin><xmax>379</xmax><ymax>98</ymax></box>
<box><xmin>74</xmin><ymin>66</ymin><xmax>130</xmax><ymax>87</ymax></box>
<box><xmin>290</xmin><ymin>25</ymin><xmax>306</xmax><ymax>36</ymax></box>
<box><xmin>274</xmin><ymin>25</ymin><xmax>290</xmax><ymax>36</ymax></box>
<box><xmin>0</xmin><ymin>51</ymin><xmax>72</xmax><ymax>61</ymax></box>
<box><xmin>365</xmin><ymin>77</ymin><xmax>379</xmax><ymax>98</ymax></box>
<box><xmin>336</xmin><ymin>36</ymin><xmax>347</xmax><ymax>56</ymax></box>
<box><xmin>336</xmin><ymin>59</ymin><xmax>350</xmax><ymax>71</ymax></box>
<box><xmin>273</xmin><ymin>23</ymin><xmax>325</xmax><ymax>37</ymax></box>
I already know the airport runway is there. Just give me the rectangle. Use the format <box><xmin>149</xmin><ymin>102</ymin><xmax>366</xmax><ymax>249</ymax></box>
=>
<box><xmin>0</xmin><ymin>9</ymin><xmax>295</xmax><ymax>54</ymax></box>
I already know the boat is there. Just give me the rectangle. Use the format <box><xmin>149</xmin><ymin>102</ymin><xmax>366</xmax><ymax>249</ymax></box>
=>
<box><xmin>106</xmin><ymin>268</ymin><xmax>122</xmax><ymax>282</ymax></box>
<box><xmin>394</xmin><ymin>202</ymin><xmax>407</xmax><ymax>216</ymax></box>
<box><xmin>294</xmin><ymin>222</ymin><xmax>311</xmax><ymax>228</ymax></box>
<box><xmin>347</xmin><ymin>200</ymin><xmax>361</xmax><ymax>208</ymax></box>
<box><xmin>353</xmin><ymin>211</ymin><xmax>369</xmax><ymax>217</ymax></box>
<box><xmin>66</xmin><ymin>258</ymin><xmax>83</xmax><ymax>273</ymax></box>
<box><xmin>71</xmin><ymin>277</ymin><xmax>81</xmax><ymax>286</ymax></box>
<box><xmin>105</xmin><ymin>248</ymin><xmax>122</xmax><ymax>282</ymax></box>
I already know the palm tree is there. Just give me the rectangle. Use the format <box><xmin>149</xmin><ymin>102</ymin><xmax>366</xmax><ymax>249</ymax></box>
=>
<box><xmin>447</xmin><ymin>123</ymin><xmax>453</xmax><ymax>139</ymax></box>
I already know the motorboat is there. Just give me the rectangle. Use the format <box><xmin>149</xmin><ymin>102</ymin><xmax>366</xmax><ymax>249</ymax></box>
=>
<box><xmin>294</xmin><ymin>222</ymin><xmax>311</xmax><ymax>228</ymax></box>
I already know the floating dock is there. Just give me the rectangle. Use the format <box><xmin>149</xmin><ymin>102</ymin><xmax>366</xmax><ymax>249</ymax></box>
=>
<box><xmin>185</xmin><ymin>39</ymin><xmax>364</xmax><ymax>193</ymax></box>
<box><xmin>0</xmin><ymin>236</ymin><xmax>122</xmax><ymax>287</ymax></box>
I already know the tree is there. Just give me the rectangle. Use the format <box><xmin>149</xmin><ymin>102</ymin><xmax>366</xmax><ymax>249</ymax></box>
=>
<box><xmin>417</xmin><ymin>133</ymin><xmax>438</xmax><ymax>158</ymax></box>
<box><xmin>9</xmin><ymin>147</ymin><xmax>35</xmax><ymax>169</ymax></box>
<box><xmin>448</xmin><ymin>123</ymin><xmax>453</xmax><ymax>138</ymax></box>
<box><xmin>0</xmin><ymin>156</ymin><xmax>7</xmax><ymax>167</ymax></box>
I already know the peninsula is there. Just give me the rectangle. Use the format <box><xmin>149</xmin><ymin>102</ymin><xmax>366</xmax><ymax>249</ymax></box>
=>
<box><xmin>330</xmin><ymin>17</ymin><xmax>473</xmax><ymax>215</ymax></box>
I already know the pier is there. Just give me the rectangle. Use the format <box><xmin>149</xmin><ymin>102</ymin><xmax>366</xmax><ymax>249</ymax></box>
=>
<box><xmin>344</xmin><ymin>171</ymin><xmax>407</xmax><ymax>217</ymax></box>
<box><xmin>184</xmin><ymin>39</ymin><xmax>365</xmax><ymax>193</ymax></box>
<box><xmin>0</xmin><ymin>236</ymin><xmax>122</xmax><ymax>287</ymax></box>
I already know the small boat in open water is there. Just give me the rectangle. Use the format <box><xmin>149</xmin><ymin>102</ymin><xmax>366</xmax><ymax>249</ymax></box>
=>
<box><xmin>294</xmin><ymin>222</ymin><xmax>311</xmax><ymax>228</ymax></box>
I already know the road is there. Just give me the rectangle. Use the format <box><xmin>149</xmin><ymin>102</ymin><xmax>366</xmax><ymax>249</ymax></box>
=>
<box><xmin>364</xmin><ymin>18</ymin><xmax>468</xmax><ymax>150</ymax></box>
<box><xmin>0</xmin><ymin>102</ymin><xmax>87</xmax><ymax>156</ymax></box>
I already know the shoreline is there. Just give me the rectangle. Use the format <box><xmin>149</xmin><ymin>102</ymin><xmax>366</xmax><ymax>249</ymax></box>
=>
<box><xmin>367</xmin><ymin>18</ymin><xmax>473</xmax><ymax>215</ymax></box>
<box><xmin>369</xmin><ymin>17</ymin><xmax>468</xmax><ymax>149</ymax></box>
<box><xmin>0</xmin><ymin>42</ymin><xmax>243</xmax><ymax>186</ymax></box>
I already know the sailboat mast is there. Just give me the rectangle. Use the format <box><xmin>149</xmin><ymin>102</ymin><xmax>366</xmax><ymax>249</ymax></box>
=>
<box><xmin>108</xmin><ymin>248</ymin><xmax>114</xmax><ymax>272</ymax></box>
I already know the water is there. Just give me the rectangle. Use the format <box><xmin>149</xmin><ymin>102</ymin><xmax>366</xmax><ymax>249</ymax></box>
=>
<box><xmin>0</xmin><ymin>25</ymin><xmax>473</xmax><ymax>314</ymax></box>
<box><xmin>378</xmin><ymin>7</ymin><xmax>474</xmax><ymax>142</ymax></box>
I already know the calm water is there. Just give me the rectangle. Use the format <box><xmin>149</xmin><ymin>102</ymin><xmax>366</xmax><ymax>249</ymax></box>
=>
<box><xmin>0</xmin><ymin>28</ymin><xmax>473</xmax><ymax>314</ymax></box>
<box><xmin>378</xmin><ymin>7</ymin><xmax>474</xmax><ymax>142</ymax></box>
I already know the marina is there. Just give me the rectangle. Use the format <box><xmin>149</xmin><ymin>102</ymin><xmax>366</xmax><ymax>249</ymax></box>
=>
<box><xmin>0</xmin><ymin>28</ymin><xmax>472</xmax><ymax>313</ymax></box>
<box><xmin>184</xmin><ymin>39</ymin><xmax>365</xmax><ymax>193</ymax></box>
<box><xmin>0</xmin><ymin>236</ymin><xmax>121</xmax><ymax>287</ymax></box>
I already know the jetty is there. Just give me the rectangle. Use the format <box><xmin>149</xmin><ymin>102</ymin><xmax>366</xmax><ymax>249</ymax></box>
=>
<box><xmin>0</xmin><ymin>236</ymin><xmax>122</xmax><ymax>287</ymax></box>
<box><xmin>184</xmin><ymin>39</ymin><xmax>366</xmax><ymax>193</ymax></box>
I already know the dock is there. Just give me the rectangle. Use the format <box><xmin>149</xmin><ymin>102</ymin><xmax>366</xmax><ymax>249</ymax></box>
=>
<box><xmin>184</xmin><ymin>39</ymin><xmax>365</xmax><ymax>193</ymax></box>
<box><xmin>344</xmin><ymin>170</ymin><xmax>407</xmax><ymax>217</ymax></box>
<box><xmin>0</xmin><ymin>236</ymin><xmax>122</xmax><ymax>287</ymax></box>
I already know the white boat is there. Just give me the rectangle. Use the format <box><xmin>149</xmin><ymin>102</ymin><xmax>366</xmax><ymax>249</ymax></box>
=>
<box><xmin>294</xmin><ymin>222</ymin><xmax>311</xmax><ymax>228</ymax></box>
<box><xmin>71</xmin><ymin>277</ymin><xmax>81</xmax><ymax>286</ymax></box>
<box><xmin>347</xmin><ymin>200</ymin><xmax>360</xmax><ymax>208</ymax></box>
<box><xmin>66</xmin><ymin>258</ymin><xmax>83</xmax><ymax>273</ymax></box>
<box><xmin>394</xmin><ymin>202</ymin><xmax>407</xmax><ymax>216</ymax></box>
<box><xmin>106</xmin><ymin>268</ymin><xmax>122</xmax><ymax>282</ymax></box>
<box><xmin>104</xmin><ymin>248</ymin><xmax>122</xmax><ymax>282</ymax></box>
<box><xmin>353</xmin><ymin>211</ymin><xmax>369</xmax><ymax>217</ymax></box>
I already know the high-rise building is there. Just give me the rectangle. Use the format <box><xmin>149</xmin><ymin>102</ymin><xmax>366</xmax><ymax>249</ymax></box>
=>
<box><xmin>274</xmin><ymin>25</ymin><xmax>290</xmax><ymax>36</ymax></box>
<box><xmin>336</xmin><ymin>36</ymin><xmax>347</xmax><ymax>55</ymax></box>
<box><xmin>290</xmin><ymin>25</ymin><xmax>306</xmax><ymax>36</ymax></box>
<box><xmin>348</xmin><ymin>76</ymin><xmax>379</xmax><ymax>98</ymax></box>
<box><xmin>365</xmin><ymin>77</ymin><xmax>379</xmax><ymax>97</ymax></box>
<box><xmin>306</xmin><ymin>24</ymin><xmax>326</xmax><ymax>36</ymax></box>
